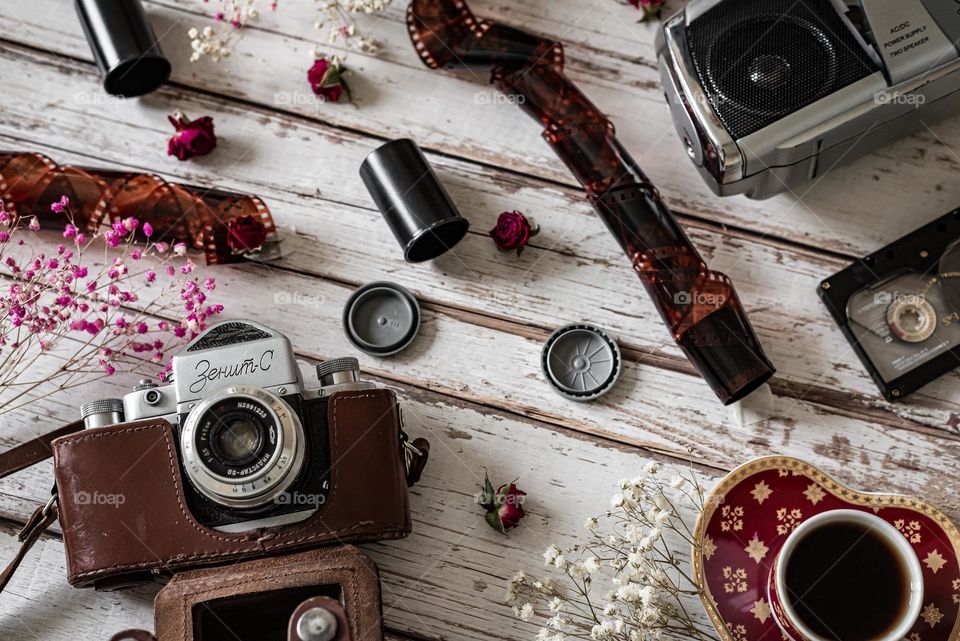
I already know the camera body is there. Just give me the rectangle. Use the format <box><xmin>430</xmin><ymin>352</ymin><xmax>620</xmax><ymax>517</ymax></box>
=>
<box><xmin>81</xmin><ymin>320</ymin><xmax>376</xmax><ymax>532</ymax></box>
<box><xmin>657</xmin><ymin>0</ymin><xmax>960</xmax><ymax>199</ymax></box>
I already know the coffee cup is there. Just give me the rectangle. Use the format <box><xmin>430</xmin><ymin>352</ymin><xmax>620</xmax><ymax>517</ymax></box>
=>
<box><xmin>767</xmin><ymin>509</ymin><xmax>923</xmax><ymax>641</ymax></box>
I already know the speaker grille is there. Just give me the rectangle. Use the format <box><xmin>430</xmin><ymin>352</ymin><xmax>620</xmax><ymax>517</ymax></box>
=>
<box><xmin>686</xmin><ymin>0</ymin><xmax>879</xmax><ymax>140</ymax></box>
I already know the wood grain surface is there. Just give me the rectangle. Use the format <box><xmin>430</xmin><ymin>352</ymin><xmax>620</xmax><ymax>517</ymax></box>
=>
<box><xmin>0</xmin><ymin>1</ymin><xmax>958</xmax><ymax>639</ymax></box>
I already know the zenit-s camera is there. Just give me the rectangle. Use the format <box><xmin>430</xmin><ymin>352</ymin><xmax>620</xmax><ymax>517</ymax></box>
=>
<box><xmin>51</xmin><ymin>320</ymin><xmax>425</xmax><ymax>588</ymax></box>
<box><xmin>80</xmin><ymin>321</ymin><xmax>372</xmax><ymax>531</ymax></box>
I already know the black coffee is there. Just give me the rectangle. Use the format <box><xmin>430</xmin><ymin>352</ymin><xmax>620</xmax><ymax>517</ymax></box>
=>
<box><xmin>785</xmin><ymin>522</ymin><xmax>908</xmax><ymax>641</ymax></box>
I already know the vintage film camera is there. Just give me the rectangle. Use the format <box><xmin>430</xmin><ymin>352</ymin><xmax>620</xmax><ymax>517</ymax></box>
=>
<box><xmin>80</xmin><ymin>320</ymin><xmax>374</xmax><ymax>532</ymax></box>
<box><xmin>657</xmin><ymin>0</ymin><xmax>960</xmax><ymax>198</ymax></box>
<box><xmin>53</xmin><ymin>320</ymin><xmax>423</xmax><ymax>588</ymax></box>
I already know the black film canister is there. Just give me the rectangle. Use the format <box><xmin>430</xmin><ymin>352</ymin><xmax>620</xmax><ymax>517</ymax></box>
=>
<box><xmin>76</xmin><ymin>0</ymin><xmax>172</xmax><ymax>97</ymax></box>
<box><xmin>360</xmin><ymin>139</ymin><xmax>470</xmax><ymax>262</ymax></box>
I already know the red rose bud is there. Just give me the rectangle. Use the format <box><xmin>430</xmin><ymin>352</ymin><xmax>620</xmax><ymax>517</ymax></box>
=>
<box><xmin>308</xmin><ymin>57</ymin><xmax>349</xmax><ymax>103</ymax></box>
<box><xmin>226</xmin><ymin>215</ymin><xmax>268</xmax><ymax>253</ymax></box>
<box><xmin>167</xmin><ymin>113</ymin><xmax>217</xmax><ymax>161</ymax></box>
<box><xmin>479</xmin><ymin>473</ymin><xmax>527</xmax><ymax>534</ymax></box>
<box><xmin>489</xmin><ymin>210</ymin><xmax>539</xmax><ymax>256</ymax></box>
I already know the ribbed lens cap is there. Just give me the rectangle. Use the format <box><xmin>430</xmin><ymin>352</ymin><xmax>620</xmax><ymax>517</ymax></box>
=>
<box><xmin>343</xmin><ymin>281</ymin><xmax>421</xmax><ymax>356</ymax></box>
<box><xmin>541</xmin><ymin>323</ymin><xmax>622</xmax><ymax>401</ymax></box>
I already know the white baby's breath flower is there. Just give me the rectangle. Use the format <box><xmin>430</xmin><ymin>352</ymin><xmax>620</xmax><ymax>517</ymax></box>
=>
<box><xmin>543</xmin><ymin>545</ymin><xmax>561</xmax><ymax>566</ymax></box>
<box><xmin>590</xmin><ymin>620</ymin><xmax>616</xmax><ymax>640</ymax></box>
<box><xmin>505</xmin><ymin>470</ymin><xmax>711</xmax><ymax>641</ymax></box>
<box><xmin>569</xmin><ymin>561</ymin><xmax>588</xmax><ymax>580</ymax></box>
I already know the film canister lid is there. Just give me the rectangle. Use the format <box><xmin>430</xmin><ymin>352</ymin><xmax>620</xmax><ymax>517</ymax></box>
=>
<box><xmin>75</xmin><ymin>0</ymin><xmax>172</xmax><ymax>97</ymax></box>
<box><xmin>359</xmin><ymin>139</ymin><xmax>470</xmax><ymax>263</ymax></box>
<box><xmin>343</xmin><ymin>281</ymin><xmax>421</xmax><ymax>356</ymax></box>
<box><xmin>541</xmin><ymin>323</ymin><xmax>622</xmax><ymax>401</ymax></box>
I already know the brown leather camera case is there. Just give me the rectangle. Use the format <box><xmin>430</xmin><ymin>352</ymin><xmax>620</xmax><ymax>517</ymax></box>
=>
<box><xmin>151</xmin><ymin>546</ymin><xmax>383</xmax><ymax>641</ymax></box>
<box><xmin>53</xmin><ymin>389</ymin><xmax>410</xmax><ymax>587</ymax></box>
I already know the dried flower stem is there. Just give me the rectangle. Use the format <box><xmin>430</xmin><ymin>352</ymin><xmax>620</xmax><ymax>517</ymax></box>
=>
<box><xmin>506</xmin><ymin>463</ymin><xmax>718</xmax><ymax>641</ymax></box>
<box><xmin>0</xmin><ymin>198</ymin><xmax>223</xmax><ymax>417</ymax></box>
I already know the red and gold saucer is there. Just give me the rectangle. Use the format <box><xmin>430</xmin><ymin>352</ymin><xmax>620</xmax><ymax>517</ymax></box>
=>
<box><xmin>693</xmin><ymin>456</ymin><xmax>960</xmax><ymax>641</ymax></box>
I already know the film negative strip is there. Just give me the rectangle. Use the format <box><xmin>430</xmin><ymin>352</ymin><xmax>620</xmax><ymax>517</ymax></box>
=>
<box><xmin>819</xmin><ymin>209</ymin><xmax>960</xmax><ymax>401</ymax></box>
<box><xmin>0</xmin><ymin>151</ymin><xmax>277</xmax><ymax>265</ymax></box>
<box><xmin>407</xmin><ymin>0</ymin><xmax>775</xmax><ymax>404</ymax></box>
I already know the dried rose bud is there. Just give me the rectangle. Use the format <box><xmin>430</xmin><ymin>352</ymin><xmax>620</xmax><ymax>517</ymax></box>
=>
<box><xmin>167</xmin><ymin>113</ymin><xmax>217</xmax><ymax>161</ymax></box>
<box><xmin>489</xmin><ymin>210</ymin><xmax>539</xmax><ymax>256</ymax></box>
<box><xmin>226</xmin><ymin>215</ymin><xmax>268</xmax><ymax>253</ymax></box>
<box><xmin>307</xmin><ymin>57</ymin><xmax>350</xmax><ymax>103</ymax></box>
<box><xmin>479</xmin><ymin>472</ymin><xmax>527</xmax><ymax>533</ymax></box>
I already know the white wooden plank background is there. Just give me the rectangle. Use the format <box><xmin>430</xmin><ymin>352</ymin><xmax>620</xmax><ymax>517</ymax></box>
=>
<box><xmin>0</xmin><ymin>0</ymin><xmax>958</xmax><ymax>639</ymax></box>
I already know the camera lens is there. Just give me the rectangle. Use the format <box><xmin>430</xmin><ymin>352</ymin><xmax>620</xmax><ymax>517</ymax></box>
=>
<box><xmin>180</xmin><ymin>385</ymin><xmax>305</xmax><ymax>510</ymax></box>
<box><xmin>211</xmin><ymin>414</ymin><xmax>264</xmax><ymax>465</ymax></box>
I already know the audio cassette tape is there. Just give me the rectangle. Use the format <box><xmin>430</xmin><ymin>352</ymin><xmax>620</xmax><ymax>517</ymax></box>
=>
<box><xmin>819</xmin><ymin>209</ymin><xmax>960</xmax><ymax>402</ymax></box>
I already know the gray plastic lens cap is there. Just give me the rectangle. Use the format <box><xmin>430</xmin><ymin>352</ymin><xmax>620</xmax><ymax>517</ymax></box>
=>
<box><xmin>541</xmin><ymin>323</ymin><xmax>622</xmax><ymax>401</ymax></box>
<box><xmin>343</xmin><ymin>281</ymin><xmax>421</xmax><ymax>356</ymax></box>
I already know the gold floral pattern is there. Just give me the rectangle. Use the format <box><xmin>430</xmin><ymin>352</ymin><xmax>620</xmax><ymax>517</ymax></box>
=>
<box><xmin>925</xmin><ymin>549</ymin><xmax>948</xmax><ymax>574</ymax></box>
<box><xmin>744</xmin><ymin>536</ymin><xmax>769</xmax><ymax>563</ymax></box>
<box><xmin>750</xmin><ymin>599</ymin><xmax>771</xmax><ymax>624</ymax></box>
<box><xmin>922</xmin><ymin>603</ymin><xmax>944</xmax><ymax>627</ymax></box>
<box><xmin>897</xmin><ymin>519</ymin><xmax>923</xmax><ymax>544</ymax></box>
<box><xmin>751</xmin><ymin>481</ymin><xmax>773</xmax><ymax>505</ymax></box>
<box><xmin>702</xmin><ymin>535</ymin><xmax>717</xmax><ymax>561</ymax></box>
<box><xmin>722</xmin><ymin>566</ymin><xmax>748</xmax><ymax>593</ymax></box>
<box><xmin>725</xmin><ymin>622</ymin><xmax>748</xmax><ymax>641</ymax></box>
<box><xmin>693</xmin><ymin>457</ymin><xmax>960</xmax><ymax>641</ymax></box>
<box><xmin>775</xmin><ymin>508</ymin><xmax>803</xmax><ymax>535</ymax></box>
<box><xmin>721</xmin><ymin>505</ymin><xmax>745</xmax><ymax>533</ymax></box>
<box><xmin>803</xmin><ymin>483</ymin><xmax>826</xmax><ymax>505</ymax></box>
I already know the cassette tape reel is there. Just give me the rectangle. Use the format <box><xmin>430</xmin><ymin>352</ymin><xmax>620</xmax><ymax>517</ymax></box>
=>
<box><xmin>820</xmin><ymin>211</ymin><xmax>960</xmax><ymax>401</ymax></box>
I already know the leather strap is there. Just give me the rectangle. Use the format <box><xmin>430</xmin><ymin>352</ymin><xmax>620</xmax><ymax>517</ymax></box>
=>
<box><xmin>0</xmin><ymin>495</ymin><xmax>58</xmax><ymax>592</ymax></box>
<box><xmin>0</xmin><ymin>420</ymin><xmax>83</xmax><ymax>594</ymax></box>
<box><xmin>0</xmin><ymin>419</ymin><xmax>85</xmax><ymax>480</ymax></box>
<box><xmin>403</xmin><ymin>436</ymin><xmax>430</xmax><ymax>487</ymax></box>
